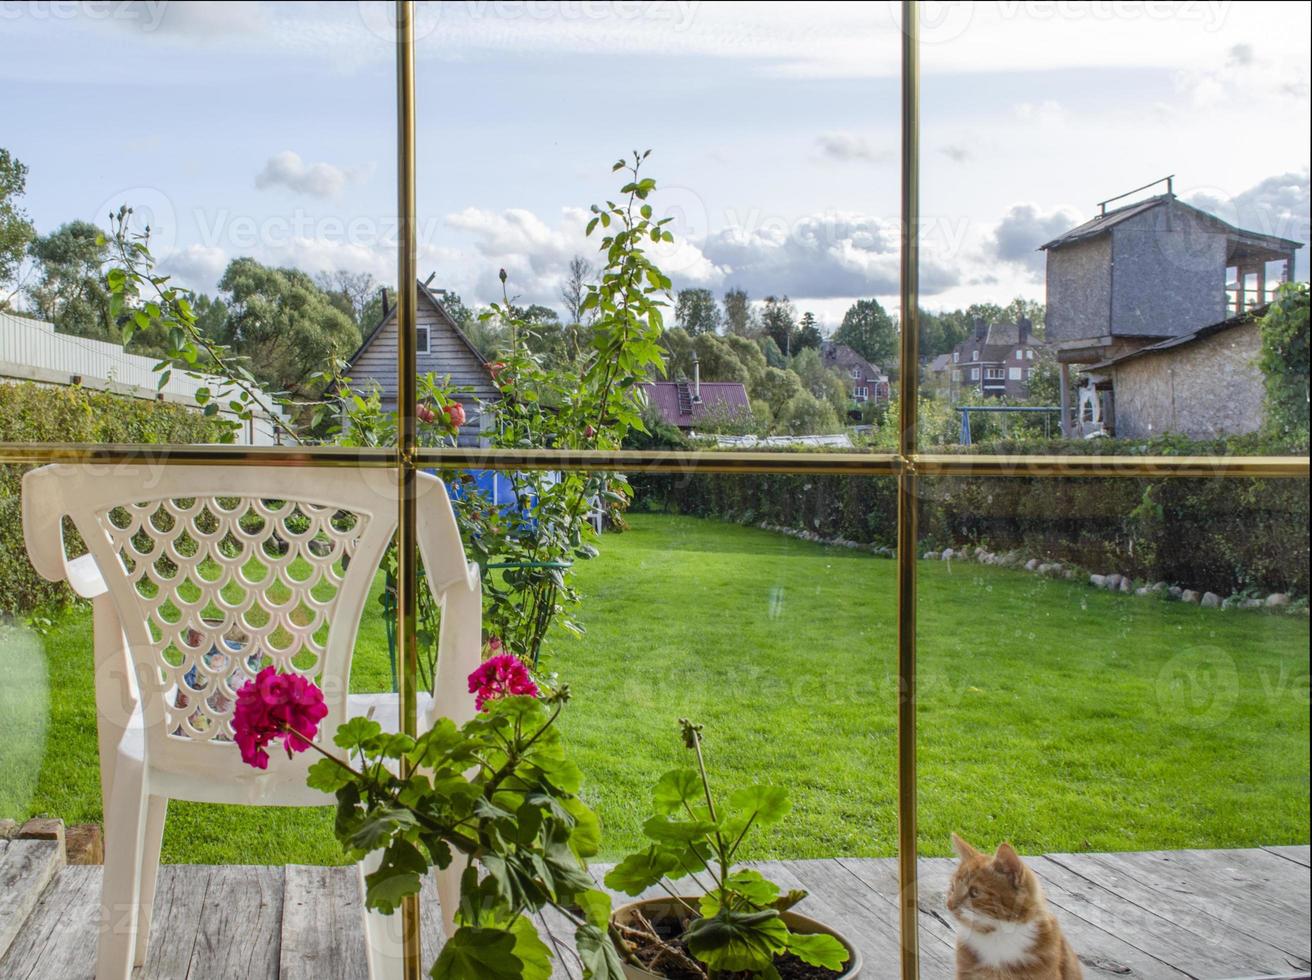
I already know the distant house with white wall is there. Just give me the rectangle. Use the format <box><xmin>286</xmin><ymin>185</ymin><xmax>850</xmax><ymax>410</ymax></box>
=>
<box><xmin>345</xmin><ymin>281</ymin><xmax>497</xmax><ymax>446</ymax></box>
<box><xmin>0</xmin><ymin>310</ymin><xmax>286</xmax><ymax>444</ymax></box>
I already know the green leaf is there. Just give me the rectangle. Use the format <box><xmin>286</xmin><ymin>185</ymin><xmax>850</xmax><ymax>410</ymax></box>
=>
<box><xmin>575</xmin><ymin>888</ymin><xmax>612</xmax><ymax>929</ymax></box>
<box><xmin>785</xmin><ymin>930</ymin><xmax>851</xmax><ymax>971</ymax></box>
<box><xmin>563</xmin><ymin>797</ymin><xmax>602</xmax><ymax>858</ymax></box>
<box><xmin>509</xmin><ymin>916</ymin><xmax>553</xmax><ymax>980</ymax></box>
<box><xmin>642</xmin><ymin>815</ymin><xmax>717</xmax><ymax>844</ymax></box>
<box><xmin>306</xmin><ymin>757</ymin><xmax>353</xmax><ymax>794</ymax></box>
<box><xmin>684</xmin><ymin>908</ymin><xmax>788</xmax><ymax>974</ymax></box>
<box><xmin>575</xmin><ymin>921</ymin><xmax>626</xmax><ymax>980</ymax></box>
<box><xmin>699</xmin><ymin>869</ymin><xmax>781</xmax><ymax>917</ymax></box>
<box><xmin>651</xmin><ymin>768</ymin><xmax>702</xmax><ymax>815</ymax></box>
<box><xmin>334</xmin><ymin>716</ymin><xmax>382</xmax><ymax>750</ymax></box>
<box><xmin>603</xmin><ymin>847</ymin><xmax>678</xmax><ymax>895</ymax></box>
<box><xmin>430</xmin><ymin>926</ymin><xmax>523</xmax><ymax>980</ymax></box>
<box><xmin>726</xmin><ymin>784</ymin><xmax>790</xmax><ymax>830</ymax></box>
<box><xmin>363</xmin><ymin>839</ymin><xmax>427</xmax><ymax>914</ymax></box>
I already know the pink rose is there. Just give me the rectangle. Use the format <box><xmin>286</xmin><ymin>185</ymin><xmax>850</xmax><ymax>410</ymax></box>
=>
<box><xmin>467</xmin><ymin>653</ymin><xmax>540</xmax><ymax>712</ymax></box>
<box><xmin>416</xmin><ymin>403</ymin><xmax>437</xmax><ymax>424</ymax></box>
<box><xmin>445</xmin><ymin>402</ymin><xmax>467</xmax><ymax>428</ymax></box>
<box><xmin>232</xmin><ymin>667</ymin><xmax>329</xmax><ymax>770</ymax></box>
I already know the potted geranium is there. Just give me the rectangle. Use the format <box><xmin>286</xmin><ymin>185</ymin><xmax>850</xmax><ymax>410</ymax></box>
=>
<box><xmin>605</xmin><ymin>721</ymin><xmax>860</xmax><ymax>979</ymax></box>
<box><xmin>233</xmin><ymin>658</ymin><xmax>629</xmax><ymax>979</ymax></box>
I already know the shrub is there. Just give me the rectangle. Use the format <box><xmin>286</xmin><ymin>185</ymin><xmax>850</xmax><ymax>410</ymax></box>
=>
<box><xmin>0</xmin><ymin>381</ymin><xmax>224</xmax><ymax>616</ymax></box>
<box><xmin>630</xmin><ymin>435</ymin><xmax>1309</xmax><ymax>596</ymax></box>
<box><xmin>1258</xmin><ymin>282</ymin><xmax>1310</xmax><ymax>444</ymax></box>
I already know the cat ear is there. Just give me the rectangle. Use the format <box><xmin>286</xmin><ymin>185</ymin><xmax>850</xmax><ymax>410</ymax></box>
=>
<box><xmin>993</xmin><ymin>843</ymin><xmax>1025</xmax><ymax>884</ymax></box>
<box><xmin>951</xmin><ymin>833</ymin><xmax>981</xmax><ymax>862</ymax></box>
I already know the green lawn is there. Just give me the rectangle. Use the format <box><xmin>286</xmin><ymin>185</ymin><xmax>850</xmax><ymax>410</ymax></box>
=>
<box><xmin>2</xmin><ymin>514</ymin><xmax>1307</xmax><ymax>864</ymax></box>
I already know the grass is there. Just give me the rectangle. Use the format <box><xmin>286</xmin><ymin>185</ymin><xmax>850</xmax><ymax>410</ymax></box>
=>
<box><xmin>1</xmin><ymin>513</ymin><xmax>1307</xmax><ymax>864</ymax></box>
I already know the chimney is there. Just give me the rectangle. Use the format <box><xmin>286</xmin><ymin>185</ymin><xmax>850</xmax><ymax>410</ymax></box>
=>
<box><xmin>973</xmin><ymin>316</ymin><xmax>987</xmax><ymax>342</ymax></box>
<box><xmin>691</xmin><ymin>351</ymin><xmax>702</xmax><ymax>402</ymax></box>
<box><xmin>1018</xmin><ymin>315</ymin><xmax>1031</xmax><ymax>345</ymax></box>
<box><xmin>380</xmin><ymin>287</ymin><xmax>389</xmax><ymax>318</ymax></box>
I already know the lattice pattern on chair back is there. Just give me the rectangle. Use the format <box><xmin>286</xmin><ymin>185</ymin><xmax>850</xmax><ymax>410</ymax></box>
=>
<box><xmin>98</xmin><ymin>494</ymin><xmax>370</xmax><ymax>742</ymax></box>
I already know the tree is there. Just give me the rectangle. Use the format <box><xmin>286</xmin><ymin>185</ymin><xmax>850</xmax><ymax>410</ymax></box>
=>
<box><xmin>795</xmin><ymin>311</ymin><xmax>823</xmax><ymax>351</ymax></box>
<box><xmin>723</xmin><ymin>287</ymin><xmax>757</xmax><ymax>337</ymax></box>
<box><xmin>758</xmin><ymin>334</ymin><xmax>785</xmax><ymax>368</ymax></box>
<box><xmin>26</xmin><ymin>220</ymin><xmax>113</xmax><ymax>340</ymax></box>
<box><xmin>216</xmin><ymin>258</ymin><xmax>361</xmax><ymax>394</ymax></box>
<box><xmin>1258</xmin><ymin>282</ymin><xmax>1310</xmax><ymax>443</ymax></box>
<box><xmin>314</xmin><ymin>270</ymin><xmax>378</xmax><ymax>330</ymax></box>
<box><xmin>834</xmin><ymin>298</ymin><xmax>896</xmax><ymax>366</ymax></box>
<box><xmin>559</xmin><ymin>255</ymin><xmax>591</xmax><ymax>324</ymax></box>
<box><xmin>692</xmin><ymin>332</ymin><xmax>749</xmax><ymax>383</ymax></box>
<box><xmin>751</xmin><ymin>365</ymin><xmax>803</xmax><ymax>407</ymax></box>
<box><xmin>790</xmin><ymin>347</ymin><xmax>849</xmax><ymax>418</ymax></box>
<box><xmin>724</xmin><ymin>334</ymin><xmax>767</xmax><ymax>386</ymax></box>
<box><xmin>761</xmin><ymin>295</ymin><xmax>797</xmax><ymax>356</ymax></box>
<box><xmin>0</xmin><ymin>148</ymin><xmax>35</xmax><ymax>307</ymax></box>
<box><xmin>674</xmin><ymin>287</ymin><xmax>721</xmax><ymax>336</ymax></box>
<box><xmin>660</xmin><ymin>326</ymin><xmax>695</xmax><ymax>379</ymax></box>
<box><xmin>775</xmin><ymin>390</ymin><xmax>841</xmax><ymax>435</ymax></box>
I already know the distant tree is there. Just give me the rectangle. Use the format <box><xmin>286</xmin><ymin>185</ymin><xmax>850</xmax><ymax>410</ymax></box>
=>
<box><xmin>1004</xmin><ymin>296</ymin><xmax>1045</xmax><ymax>335</ymax></box>
<box><xmin>559</xmin><ymin>255</ymin><xmax>591</xmax><ymax>324</ymax></box>
<box><xmin>692</xmin><ymin>332</ymin><xmax>749</xmax><ymax>383</ymax></box>
<box><xmin>1258</xmin><ymin>281</ymin><xmax>1309</xmax><ymax>443</ymax></box>
<box><xmin>660</xmin><ymin>326</ymin><xmax>695</xmax><ymax>379</ymax></box>
<box><xmin>216</xmin><ymin>257</ymin><xmax>361</xmax><ymax>394</ymax></box>
<box><xmin>775</xmin><ymin>390</ymin><xmax>841</xmax><ymax>435</ymax></box>
<box><xmin>758</xmin><ymin>334</ymin><xmax>785</xmax><ymax>368</ymax></box>
<box><xmin>723</xmin><ymin>287</ymin><xmax>757</xmax><ymax>337</ymax></box>
<box><xmin>790</xmin><ymin>347</ymin><xmax>849</xmax><ymax>418</ymax></box>
<box><xmin>314</xmin><ymin>270</ymin><xmax>378</xmax><ymax>330</ymax></box>
<box><xmin>795</xmin><ymin>311</ymin><xmax>823</xmax><ymax>351</ymax></box>
<box><xmin>761</xmin><ymin>295</ymin><xmax>797</xmax><ymax>356</ymax></box>
<box><xmin>835</xmin><ymin>298</ymin><xmax>897</xmax><ymax>366</ymax></box>
<box><xmin>751</xmin><ymin>365</ymin><xmax>803</xmax><ymax>407</ymax></box>
<box><xmin>26</xmin><ymin>220</ymin><xmax>113</xmax><ymax>340</ymax></box>
<box><xmin>675</xmin><ymin>287</ymin><xmax>721</xmax><ymax>336</ymax></box>
<box><xmin>1025</xmin><ymin>358</ymin><xmax>1060</xmax><ymax>405</ymax></box>
<box><xmin>0</xmin><ymin>148</ymin><xmax>35</xmax><ymax>307</ymax></box>
<box><xmin>724</xmin><ymin>334</ymin><xmax>767</xmax><ymax>385</ymax></box>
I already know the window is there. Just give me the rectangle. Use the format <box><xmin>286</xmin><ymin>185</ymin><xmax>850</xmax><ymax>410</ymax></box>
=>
<box><xmin>970</xmin><ymin>368</ymin><xmax>980</xmax><ymax>380</ymax></box>
<box><xmin>1026</xmin><ymin>349</ymin><xmax>1035</xmax><ymax>360</ymax></box>
<box><xmin>416</xmin><ymin>325</ymin><xmax>430</xmax><ymax>353</ymax></box>
<box><xmin>1008</xmin><ymin>367</ymin><xmax>1022</xmax><ymax>380</ymax></box>
<box><xmin>971</xmin><ymin>351</ymin><xmax>979</xmax><ymax>361</ymax></box>
<box><xmin>1016</xmin><ymin>349</ymin><xmax>1023</xmax><ymax>359</ymax></box>
<box><xmin>985</xmin><ymin>367</ymin><xmax>1006</xmax><ymax>380</ymax></box>
<box><xmin>854</xmin><ymin>386</ymin><xmax>869</xmax><ymax>401</ymax></box>
<box><xmin>850</xmin><ymin>367</ymin><xmax>862</xmax><ymax>379</ymax></box>
<box><xmin>952</xmin><ymin>370</ymin><xmax>961</xmax><ymax>382</ymax></box>
<box><xmin>952</xmin><ymin>351</ymin><xmax>959</xmax><ymax>363</ymax></box>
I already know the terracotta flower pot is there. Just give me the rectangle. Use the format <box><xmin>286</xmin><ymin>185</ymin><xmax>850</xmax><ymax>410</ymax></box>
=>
<box><xmin>612</xmin><ymin>896</ymin><xmax>862</xmax><ymax>979</ymax></box>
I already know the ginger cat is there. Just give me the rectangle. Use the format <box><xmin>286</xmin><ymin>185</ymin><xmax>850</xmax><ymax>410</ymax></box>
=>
<box><xmin>947</xmin><ymin>834</ymin><xmax>1083</xmax><ymax>980</ymax></box>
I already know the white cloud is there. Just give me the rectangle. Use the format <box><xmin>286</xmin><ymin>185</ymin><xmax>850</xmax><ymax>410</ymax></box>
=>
<box><xmin>254</xmin><ymin>151</ymin><xmax>368</xmax><ymax>199</ymax></box>
<box><xmin>160</xmin><ymin>244</ymin><xmax>229</xmax><ymax>293</ymax></box>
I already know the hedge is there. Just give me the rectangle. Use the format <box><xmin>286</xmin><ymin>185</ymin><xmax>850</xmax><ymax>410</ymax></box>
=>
<box><xmin>1</xmin><ymin>382</ymin><xmax>225</xmax><ymax>616</ymax></box>
<box><xmin>630</xmin><ymin>436</ymin><xmax>1309</xmax><ymax>597</ymax></box>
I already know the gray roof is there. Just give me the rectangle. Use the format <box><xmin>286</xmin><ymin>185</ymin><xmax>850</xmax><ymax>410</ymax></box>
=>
<box><xmin>1039</xmin><ymin>194</ymin><xmax>1303</xmax><ymax>253</ymax></box>
<box><xmin>1088</xmin><ymin>305</ymin><xmax>1264</xmax><ymax>371</ymax></box>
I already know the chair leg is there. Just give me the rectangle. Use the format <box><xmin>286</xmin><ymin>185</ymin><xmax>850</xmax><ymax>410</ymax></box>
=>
<box><xmin>132</xmin><ymin>795</ymin><xmax>168</xmax><ymax>968</ymax></box>
<box><xmin>97</xmin><ymin>763</ymin><xmax>148</xmax><ymax>980</ymax></box>
<box><xmin>359</xmin><ymin>855</ymin><xmax>404</xmax><ymax>980</ymax></box>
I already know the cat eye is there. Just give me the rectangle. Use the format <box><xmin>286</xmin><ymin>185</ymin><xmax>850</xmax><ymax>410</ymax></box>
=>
<box><xmin>968</xmin><ymin>887</ymin><xmax>979</xmax><ymax>898</ymax></box>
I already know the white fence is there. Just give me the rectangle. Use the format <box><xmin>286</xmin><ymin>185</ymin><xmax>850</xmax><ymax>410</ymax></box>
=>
<box><xmin>1</xmin><ymin>311</ymin><xmax>286</xmax><ymax>445</ymax></box>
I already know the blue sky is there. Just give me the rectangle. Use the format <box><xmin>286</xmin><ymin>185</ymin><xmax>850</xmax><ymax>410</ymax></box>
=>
<box><xmin>2</xmin><ymin>0</ymin><xmax>1308</xmax><ymax>326</ymax></box>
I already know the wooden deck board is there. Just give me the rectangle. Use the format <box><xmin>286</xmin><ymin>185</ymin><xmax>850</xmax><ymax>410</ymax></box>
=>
<box><xmin>0</xmin><ymin>847</ymin><xmax>1306</xmax><ymax>979</ymax></box>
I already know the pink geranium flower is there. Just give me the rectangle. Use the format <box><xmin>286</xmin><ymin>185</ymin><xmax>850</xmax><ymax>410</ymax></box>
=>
<box><xmin>468</xmin><ymin>653</ymin><xmax>540</xmax><ymax>712</ymax></box>
<box><xmin>232</xmin><ymin>666</ymin><xmax>329</xmax><ymax>770</ymax></box>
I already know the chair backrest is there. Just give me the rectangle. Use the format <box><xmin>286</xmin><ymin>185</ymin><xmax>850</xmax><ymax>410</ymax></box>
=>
<box><xmin>23</xmin><ymin>464</ymin><xmax>470</xmax><ymax>773</ymax></box>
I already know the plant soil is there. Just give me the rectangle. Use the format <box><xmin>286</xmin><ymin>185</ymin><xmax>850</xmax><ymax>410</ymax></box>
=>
<box><xmin>619</xmin><ymin>910</ymin><xmax>846</xmax><ymax>980</ymax></box>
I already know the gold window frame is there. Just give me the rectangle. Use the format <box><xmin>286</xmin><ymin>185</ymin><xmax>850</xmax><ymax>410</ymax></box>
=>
<box><xmin>0</xmin><ymin>3</ymin><xmax>1307</xmax><ymax>977</ymax></box>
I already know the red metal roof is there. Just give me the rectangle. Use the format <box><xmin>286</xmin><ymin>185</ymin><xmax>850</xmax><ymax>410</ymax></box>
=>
<box><xmin>641</xmin><ymin>381</ymin><xmax>751</xmax><ymax>429</ymax></box>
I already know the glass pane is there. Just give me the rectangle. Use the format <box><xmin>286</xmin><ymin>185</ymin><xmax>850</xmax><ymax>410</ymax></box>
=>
<box><xmin>920</xmin><ymin>5</ymin><xmax>1310</xmax><ymax>455</ymax></box>
<box><xmin>3</xmin><ymin>6</ymin><xmax>395</xmax><ymax>449</ymax></box>
<box><xmin>918</xmin><ymin>474</ymin><xmax>1309</xmax><ymax>975</ymax></box>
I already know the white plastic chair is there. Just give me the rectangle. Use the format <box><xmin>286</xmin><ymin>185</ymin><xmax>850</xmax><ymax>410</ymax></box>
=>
<box><xmin>22</xmin><ymin>464</ymin><xmax>482</xmax><ymax>980</ymax></box>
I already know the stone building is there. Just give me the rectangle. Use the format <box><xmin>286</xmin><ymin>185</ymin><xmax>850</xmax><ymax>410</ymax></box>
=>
<box><xmin>1039</xmin><ymin>177</ymin><xmax>1301</xmax><ymax>434</ymax></box>
<box><xmin>1086</xmin><ymin>308</ymin><xmax>1265</xmax><ymax>439</ymax></box>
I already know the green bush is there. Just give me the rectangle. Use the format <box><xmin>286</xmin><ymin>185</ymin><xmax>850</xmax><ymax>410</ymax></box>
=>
<box><xmin>1258</xmin><ymin>282</ymin><xmax>1310</xmax><ymax>443</ymax></box>
<box><xmin>630</xmin><ymin>435</ymin><xmax>1309</xmax><ymax>596</ymax></box>
<box><xmin>1</xmin><ymin>382</ymin><xmax>224</xmax><ymax>616</ymax></box>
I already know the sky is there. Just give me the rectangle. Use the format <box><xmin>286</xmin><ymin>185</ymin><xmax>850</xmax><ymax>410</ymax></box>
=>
<box><xmin>2</xmin><ymin>0</ymin><xmax>1309</xmax><ymax>328</ymax></box>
